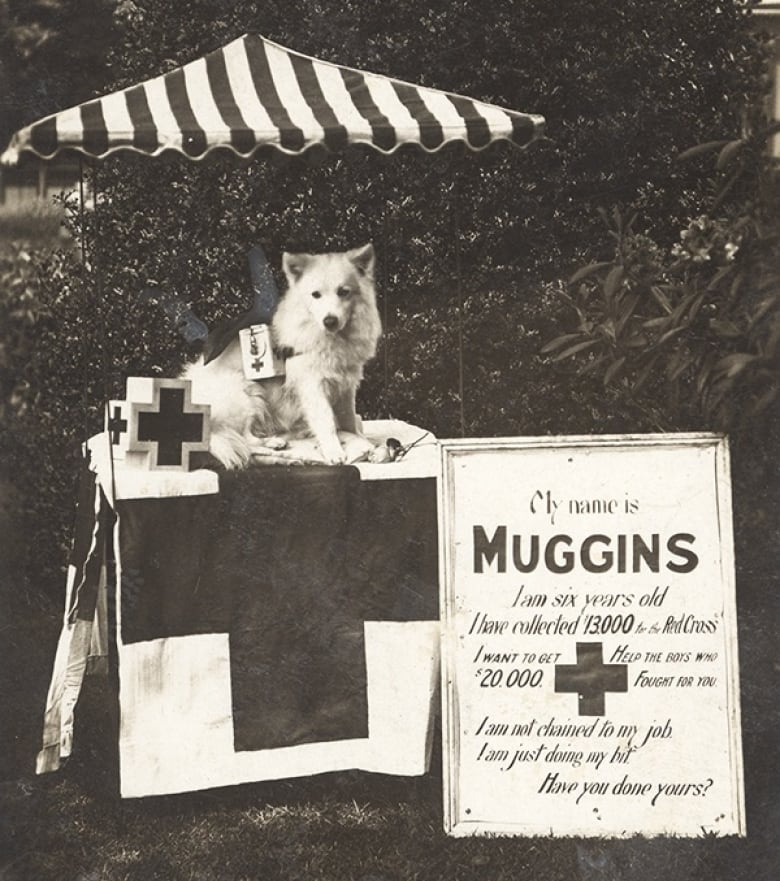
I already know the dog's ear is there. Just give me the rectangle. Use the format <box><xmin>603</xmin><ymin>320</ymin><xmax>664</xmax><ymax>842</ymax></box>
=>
<box><xmin>282</xmin><ymin>252</ymin><xmax>314</xmax><ymax>283</ymax></box>
<box><xmin>347</xmin><ymin>243</ymin><xmax>375</xmax><ymax>278</ymax></box>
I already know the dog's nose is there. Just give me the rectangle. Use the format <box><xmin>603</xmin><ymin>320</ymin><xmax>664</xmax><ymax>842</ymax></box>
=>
<box><xmin>323</xmin><ymin>315</ymin><xmax>339</xmax><ymax>331</ymax></box>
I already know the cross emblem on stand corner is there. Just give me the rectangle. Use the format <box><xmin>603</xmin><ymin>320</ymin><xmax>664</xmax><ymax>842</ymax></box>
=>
<box><xmin>554</xmin><ymin>642</ymin><xmax>628</xmax><ymax>716</ymax></box>
<box><xmin>136</xmin><ymin>386</ymin><xmax>205</xmax><ymax>467</ymax></box>
<box><xmin>107</xmin><ymin>405</ymin><xmax>128</xmax><ymax>445</ymax></box>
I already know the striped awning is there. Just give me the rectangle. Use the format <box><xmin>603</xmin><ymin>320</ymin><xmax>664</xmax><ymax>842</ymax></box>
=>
<box><xmin>1</xmin><ymin>33</ymin><xmax>544</xmax><ymax>165</ymax></box>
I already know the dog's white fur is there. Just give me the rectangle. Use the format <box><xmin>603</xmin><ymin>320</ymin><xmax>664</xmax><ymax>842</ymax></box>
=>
<box><xmin>183</xmin><ymin>243</ymin><xmax>382</xmax><ymax>469</ymax></box>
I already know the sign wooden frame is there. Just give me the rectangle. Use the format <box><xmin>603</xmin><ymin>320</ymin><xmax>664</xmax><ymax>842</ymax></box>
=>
<box><xmin>439</xmin><ymin>433</ymin><xmax>744</xmax><ymax>838</ymax></box>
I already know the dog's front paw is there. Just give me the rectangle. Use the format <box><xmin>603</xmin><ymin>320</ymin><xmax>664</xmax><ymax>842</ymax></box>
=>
<box><xmin>324</xmin><ymin>451</ymin><xmax>348</xmax><ymax>466</ymax></box>
<box><xmin>339</xmin><ymin>433</ymin><xmax>377</xmax><ymax>464</ymax></box>
<box><xmin>318</xmin><ymin>436</ymin><xmax>347</xmax><ymax>465</ymax></box>
<box><xmin>260</xmin><ymin>436</ymin><xmax>290</xmax><ymax>451</ymax></box>
<box><xmin>367</xmin><ymin>444</ymin><xmax>392</xmax><ymax>464</ymax></box>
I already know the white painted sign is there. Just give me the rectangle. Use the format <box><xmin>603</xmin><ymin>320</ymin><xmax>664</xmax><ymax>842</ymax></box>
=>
<box><xmin>439</xmin><ymin>434</ymin><xmax>744</xmax><ymax>838</ymax></box>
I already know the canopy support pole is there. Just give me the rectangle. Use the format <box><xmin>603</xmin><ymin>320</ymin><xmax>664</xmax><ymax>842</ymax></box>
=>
<box><xmin>381</xmin><ymin>212</ymin><xmax>389</xmax><ymax>398</ymax></box>
<box><xmin>78</xmin><ymin>158</ymin><xmax>88</xmax><ymax>267</ymax></box>
<box><xmin>78</xmin><ymin>159</ymin><xmax>91</xmax><ymax>450</ymax></box>
<box><xmin>89</xmin><ymin>161</ymin><xmax>118</xmax><ymax>503</ymax></box>
<box><xmin>453</xmin><ymin>184</ymin><xmax>466</xmax><ymax>438</ymax></box>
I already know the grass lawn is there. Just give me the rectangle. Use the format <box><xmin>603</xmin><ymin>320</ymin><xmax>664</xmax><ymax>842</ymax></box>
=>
<box><xmin>0</xmin><ymin>554</ymin><xmax>777</xmax><ymax>881</ymax></box>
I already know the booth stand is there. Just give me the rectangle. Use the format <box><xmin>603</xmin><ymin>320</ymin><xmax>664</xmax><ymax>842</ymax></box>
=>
<box><xmin>39</xmin><ymin>420</ymin><xmax>441</xmax><ymax>798</ymax></box>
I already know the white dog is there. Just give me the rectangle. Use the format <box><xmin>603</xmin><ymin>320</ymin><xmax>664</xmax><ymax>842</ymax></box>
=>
<box><xmin>183</xmin><ymin>243</ymin><xmax>381</xmax><ymax>469</ymax></box>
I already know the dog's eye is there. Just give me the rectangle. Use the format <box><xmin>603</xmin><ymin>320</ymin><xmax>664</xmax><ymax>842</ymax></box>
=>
<box><xmin>311</xmin><ymin>290</ymin><xmax>321</xmax><ymax>299</ymax></box>
<box><xmin>337</xmin><ymin>286</ymin><xmax>351</xmax><ymax>298</ymax></box>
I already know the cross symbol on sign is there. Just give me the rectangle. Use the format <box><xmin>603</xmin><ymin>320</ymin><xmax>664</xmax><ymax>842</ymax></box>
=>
<box><xmin>252</xmin><ymin>358</ymin><xmax>264</xmax><ymax>371</ymax></box>
<box><xmin>554</xmin><ymin>642</ymin><xmax>628</xmax><ymax>716</ymax></box>
<box><xmin>107</xmin><ymin>405</ymin><xmax>128</xmax><ymax>445</ymax></box>
<box><xmin>136</xmin><ymin>386</ymin><xmax>205</xmax><ymax>467</ymax></box>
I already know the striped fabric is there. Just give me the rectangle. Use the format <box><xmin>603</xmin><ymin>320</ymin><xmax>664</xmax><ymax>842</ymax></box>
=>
<box><xmin>1</xmin><ymin>34</ymin><xmax>544</xmax><ymax>164</ymax></box>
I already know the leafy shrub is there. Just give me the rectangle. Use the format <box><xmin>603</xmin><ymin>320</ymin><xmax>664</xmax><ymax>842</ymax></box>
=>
<box><xmin>0</xmin><ymin>0</ymin><xmax>770</xmax><ymax>592</ymax></box>
<box><xmin>543</xmin><ymin>124</ymin><xmax>780</xmax><ymax>437</ymax></box>
<box><xmin>0</xmin><ymin>200</ymin><xmax>73</xmax><ymax>429</ymax></box>
<box><xmin>0</xmin><ymin>243</ymin><xmax>47</xmax><ymax>422</ymax></box>
<box><xmin>362</xmin><ymin>271</ymin><xmax>666</xmax><ymax>440</ymax></box>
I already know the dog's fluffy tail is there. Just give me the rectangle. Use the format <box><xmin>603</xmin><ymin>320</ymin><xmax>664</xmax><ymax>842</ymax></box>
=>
<box><xmin>209</xmin><ymin>429</ymin><xmax>253</xmax><ymax>470</ymax></box>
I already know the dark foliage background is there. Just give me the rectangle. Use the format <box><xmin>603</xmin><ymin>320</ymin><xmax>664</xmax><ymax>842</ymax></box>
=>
<box><xmin>0</xmin><ymin>0</ymin><xmax>773</xmax><ymax>591</ymax></box>
<box><xmin>0</xmin><ymin>0</ymin><xmax>118</xmax><ymax>148</ymax></box>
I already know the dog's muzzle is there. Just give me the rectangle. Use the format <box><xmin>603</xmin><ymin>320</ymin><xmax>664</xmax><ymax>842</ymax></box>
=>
<box><xmin>323</xmin><ymin>315</ymin><xmax>339</xmax><ymax>331</ymax></box>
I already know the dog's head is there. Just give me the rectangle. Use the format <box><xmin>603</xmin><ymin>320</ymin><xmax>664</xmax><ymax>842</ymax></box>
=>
<box><xmin>281</xmin><ymin>243</ymin><xmax>376</xmax><ymax>335</ymax></box>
